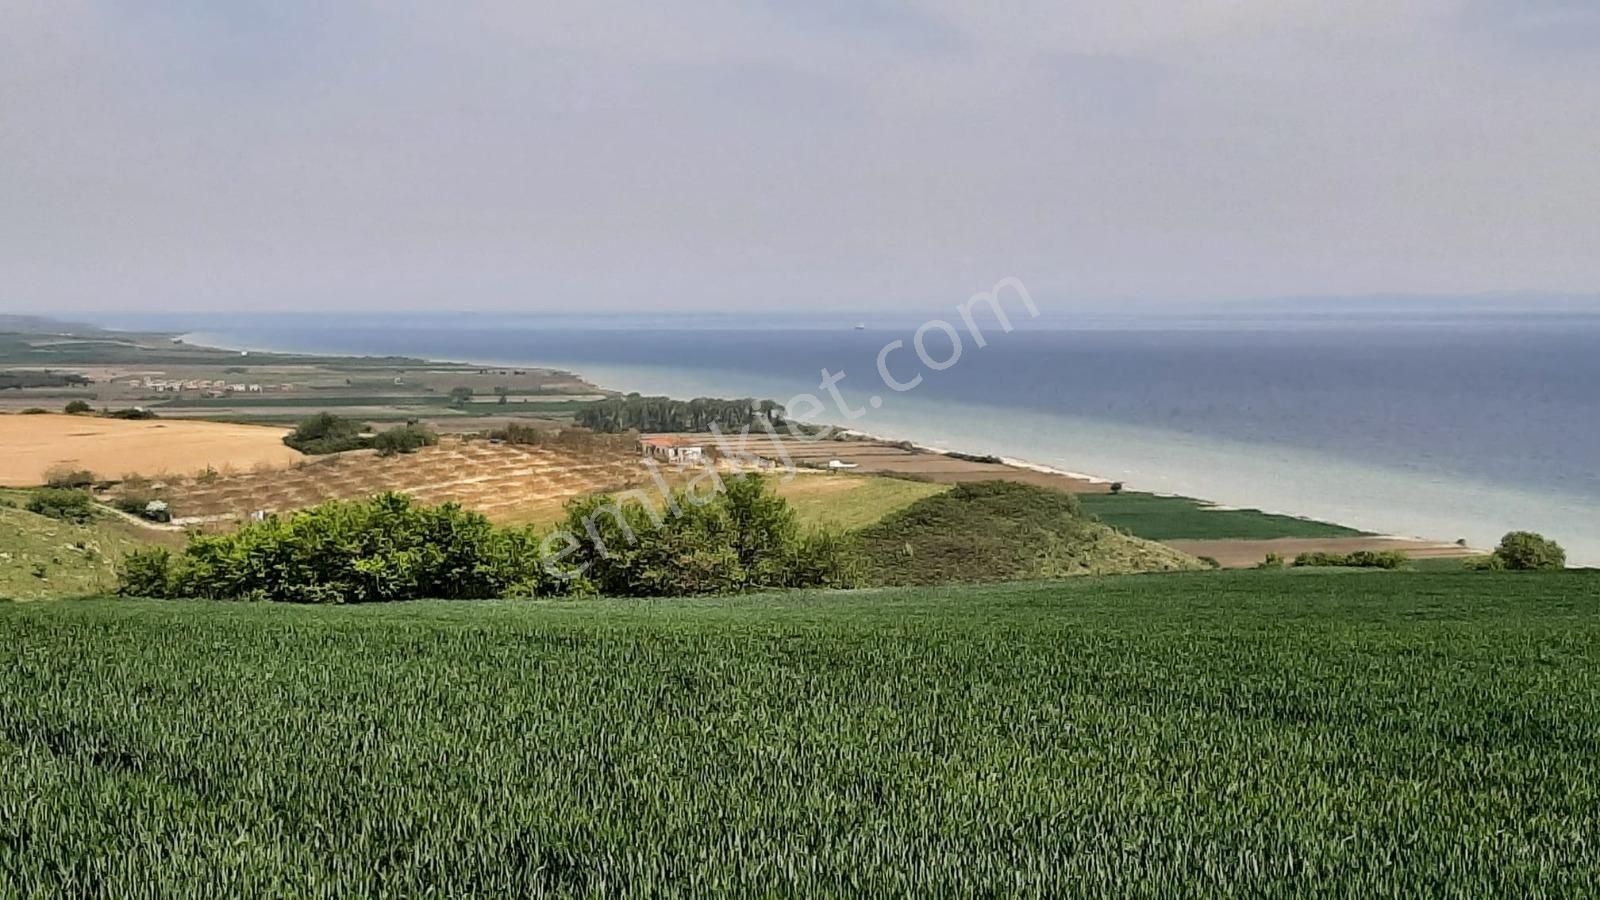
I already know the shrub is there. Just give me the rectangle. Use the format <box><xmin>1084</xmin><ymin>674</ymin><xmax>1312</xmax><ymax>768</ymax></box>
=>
<box><xmin>116</xmin><ymin>481</ymin><xmax>855</xmax><ymax>602</ymax></box>
<box><xmin>44</xmin><ymin>466</ymin><xmax>96</xmax><ymax>489</ymax></box>
<box><xmin>490</xmin><ymin>423</ymin><xmax>547</xmax><ymax>445</ymax></box>
<box><xmin>1465</xmin><ymin>554</ymin><xmax>1505</xmax><ymax>572</ymax></box>
<box><xmin>1198</xmin><ymin>556</ymin><xmax>1222</xmax><ymax>570</ymax></box>
<box><xmin>1292</xmin><ymin>550</ymin><xmax>1407</xmax><ymax>569</ymax></box>
<box><xmin>1256</xmin><ymin>553</ymin><xmax>1286</xmax><ymax>570</ymax></box>
<box><xmin>26</xmin><ymin>487</ymin><xmax>95</xmax><ymax>523</ymax></box>
<box><xmin>284</xmin><ymin>413</ymin><xmax>370</xmax><ymax>455</ymax></box>
<box><xmin>64</xmin><ymin>399</ymin><xmax>93</xmax><ymax>414</ymax></box>
<box><xmin>118</xmin><ymin>547</ymin><xmax>177</xmax><ymax>597</ymax></box>
<box><xmin>113</xmin><ymin>493</ymin><xmax>171</xmax><ymax>523</ymax></box>
<box><xmin>105</xmin><ymin>407</ymin><xmax>158</xmax><ymax>420</ymax></box>
<box><xmin>20</xmin><ymin>407</ymin><xmax>50</xmax><ymax>415</ymax></box>
<box><xmin>373</xmin><ymin>424</ymin><xmax>438</xmax><ymax>456</ymax></box>
<box><xmin>1491</xmin><ymin>532</ymin><xmax>1566</xmax><ymax>571</ymax></box>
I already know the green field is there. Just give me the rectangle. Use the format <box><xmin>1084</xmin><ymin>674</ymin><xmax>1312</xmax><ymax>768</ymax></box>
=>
<box><xmin>1078</xmin><ymin>491</ymin><xmax>1370</xmax><ymax>540</ymax></box>
<box><xmin>5</xmin><ymin>572</ymin><xmax>1597</xmax><ymax>894</ymax></box>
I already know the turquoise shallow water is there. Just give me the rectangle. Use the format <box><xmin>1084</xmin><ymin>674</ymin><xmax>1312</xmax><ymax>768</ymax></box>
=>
<box><xmin>179</xmin><ymin>315</ymin><xmax>1600</xmax><ymax>564</ymax></box>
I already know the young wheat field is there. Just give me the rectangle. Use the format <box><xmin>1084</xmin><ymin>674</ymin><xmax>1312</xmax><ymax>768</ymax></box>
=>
<box><xmin>2</xmin><ymin>572</ymin><xmax>1598</xmax><ymax>895</ymax></box>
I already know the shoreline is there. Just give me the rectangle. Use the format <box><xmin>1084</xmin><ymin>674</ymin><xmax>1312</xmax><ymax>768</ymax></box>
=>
<box><xmin>172</xmin><ymin>330</ymin><xmax>1490</xmax><ymax>552</ymax></box>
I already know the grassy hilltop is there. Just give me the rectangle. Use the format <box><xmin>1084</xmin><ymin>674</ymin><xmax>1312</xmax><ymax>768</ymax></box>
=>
<box><xmin>4</xmin><ymin>571</ymin><xmax>1598</xmax><ymax>895</ymax></box>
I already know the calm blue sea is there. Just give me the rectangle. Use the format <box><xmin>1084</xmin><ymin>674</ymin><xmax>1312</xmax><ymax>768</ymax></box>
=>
<box><xmin>162</xmin><ymin>311</ymin><xmax>1600</xmax><ymax>564</ymax></box>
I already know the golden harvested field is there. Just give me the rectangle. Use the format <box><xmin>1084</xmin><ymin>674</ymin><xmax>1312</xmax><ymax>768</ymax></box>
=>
<box><xmin>166</xmin><ymin>438</ymin><xmax>647</xmax><ymax>525</ymax></box>
<box><xmin>0</xmin><ymin>413</ymin><xmax>301</xmax><ymax>487</ymax></box>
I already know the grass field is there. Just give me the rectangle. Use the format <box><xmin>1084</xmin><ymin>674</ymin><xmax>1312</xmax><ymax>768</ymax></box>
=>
<box><xmin>8</xmin><ymin>572</ymin><xmax>1594</xmax><ymax>893</ymax></box>
<box><xmin>773</xmin><ymin>473</ymin><xmax>948</xmax><ymax>530</ymax></box>
<box><xmin>1078</xmin><ymin>491</ymin><xmax>1370</xmax><ymax>540</ymax></box>
<box><xmin>0</xmin><ymin>498</ymin><xmax>173</xmax><ymax>600</ymax></box>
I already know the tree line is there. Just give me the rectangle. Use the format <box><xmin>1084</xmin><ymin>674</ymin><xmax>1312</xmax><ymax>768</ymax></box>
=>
<box><xmin>575</xmin><ymin>394</ymin><xmax>784</xmax><ymax>433</ymax></box>
<box><xmin>118</xmin><ymin>476</ymin><xmax>858</xmax><ymax>602</ymax></box>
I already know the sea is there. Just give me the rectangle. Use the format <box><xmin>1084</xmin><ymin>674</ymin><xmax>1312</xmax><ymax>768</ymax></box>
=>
<box><xmin>124</xmin><ymin>307</ymin><xmax>1600</xmax><ymax>565</ymax></box>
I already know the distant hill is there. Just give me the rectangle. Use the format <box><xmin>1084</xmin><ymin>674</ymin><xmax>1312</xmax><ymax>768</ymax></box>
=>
<box><xmin>855</xmin><ymin>481</ymin><xmax>1203</xmax><ymax>585</ymax></box>
<box><xmin>0</xmin><ymin>314</ymin><xmax>106</xmax><ymax>335</ymax></box>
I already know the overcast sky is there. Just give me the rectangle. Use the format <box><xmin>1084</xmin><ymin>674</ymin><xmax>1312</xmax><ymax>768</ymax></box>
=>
<box><xmin>3</xmin><ymin>1</ymin><xmax>1598</xmax><ymax>314</ymax></box>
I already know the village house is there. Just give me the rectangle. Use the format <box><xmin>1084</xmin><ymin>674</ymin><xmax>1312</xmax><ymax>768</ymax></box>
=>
<box><xmin>638</xmin><ymin>435</ymin><xmax>706</xmax><ymax>463</ymax></box>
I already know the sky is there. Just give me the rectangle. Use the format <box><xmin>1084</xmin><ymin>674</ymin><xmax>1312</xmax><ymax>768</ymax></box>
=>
<box><xmin>3</xmin><ymin>1</ymin><xmax>1598</xmax><ymax>314</ymax></box>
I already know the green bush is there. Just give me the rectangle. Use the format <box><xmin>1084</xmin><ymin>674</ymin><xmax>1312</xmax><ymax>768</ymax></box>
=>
<box><xmin>1465</xmin><ymin>554</ymin><xmax>1506</xmax><ymax>572</ymax></box>
<box><xmin>1292</xmin><ymin>550</ymin><xmax>1407</xmax><ymax>569</ymax></box>
<box><xmin>63</xmin><ymin>399</ymin><xmax>93</xmax><ymax>414</ymax></box>
<box><xmin>1491</xmin><ymin>532</ymin><xmax>1566</xmax><ymax>571</ymax></box>
<box><xmin>490</xmin><ymin>423</ymin><xmax>547</xmax><ymax>445</ymax></box>
<box><xmin>1256</xmin><ymin>553</ymin><xmax>1286</xmax><ymax>570</ymax></box>
<box><xmin>373</xmin><ymin>424</ymin><xmax>439</xmax><ymax>456</ymax></box>
<box><xmin>561</xmin><ymin>476</ymin><xmax>858</xmax><ymax>597</ymax></box>
<box><xmin>118</xmin><ymin>547</ymin><xmax>178</xmax><ymax>597</ymax></box>
<box><xmin>104</xmin><ymin>407</ymin><xmax>158</xmax><ymax>420</ymax></box>
<box><xmin>283</xmin><ymin>412</ymin><xmax>371</xmax><ymax>455</ymax></box>
<box><xmin>26</xmin><ymin>487</ymin><xmax>95</xmax><ymax>523</ymax></box>
<box><xmin>44</xmin><ymin>466</ymin><xmax>96</xmax><ymax>489</ymax></box>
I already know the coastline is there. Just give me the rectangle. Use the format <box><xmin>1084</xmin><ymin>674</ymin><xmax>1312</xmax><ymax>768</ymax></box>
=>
<box><xmin>177</xmin><ymin>330</ymin><xmax>1463</xmax><ymax>547</ymax></box>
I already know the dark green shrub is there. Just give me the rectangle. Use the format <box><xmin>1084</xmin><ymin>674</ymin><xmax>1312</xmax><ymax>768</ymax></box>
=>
<box><xmin>105</xmin><ymin>407</ymin><xmax>158</xmax><ymax>420</ymax></box>
<box><xmin>26</xmin><ymin>487</ymin><xmax>95</xmax><ymax>523</ymax></box>
<box><xmin>490</xmin><ymin>423</ymin><xmax>547</xmax><ymax>445</ymax></box>
<box><xmin>1292</xmin><ymin>550</ymin><xmax>1407</xmax><ymax>569</ymax></box>
<box><xmin>118</xmin><ymin>547</ymin><xmax>177</xmax><ymax>597</ymax></box>
<box><xmin>44</xmin><ymin>466</ymin><xmax>96</xmax><ymax>489</ymax></box>
<box><xmin>64</xmin><ymin>399</ymin><xmax>93</xmax><ymax>414</ymax></box>
<box><xmin>561</xmin><ymin>476</ymin><xmax>858</xmax><ymax>597</ymax></box>
<box><xmin>1491</xmin><ymin>532</ymin><xmax>1566</xmax><ymax>571</ymax></box>
<box><xmin>284</xmin><ymin>413</ymin><xmax>371</xmax><ymax>455</ymax></box>
<box><xmin>373</xmin><ymin>424</ymin><xmax>438</xmax><ymax>456</ymax></box>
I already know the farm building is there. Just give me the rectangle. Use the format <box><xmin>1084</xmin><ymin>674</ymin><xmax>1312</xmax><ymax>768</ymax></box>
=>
<box><xmin>639</xmin><ymin>435</ymin><xmax>706</xmax><ymax>463</ymax></box>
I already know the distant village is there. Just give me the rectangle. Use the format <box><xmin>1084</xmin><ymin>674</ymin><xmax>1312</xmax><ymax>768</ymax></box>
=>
<box><xmin>121</xmin><ymin>377</ymin><xmax>296</xmax><ymax>397</ymax></box>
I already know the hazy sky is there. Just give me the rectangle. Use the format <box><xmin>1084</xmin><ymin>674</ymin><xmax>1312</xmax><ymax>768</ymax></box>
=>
<box><xmin>4</xmin><ymin>1</ymin><xmax>1598</xmax><ymax>313</ymax></box>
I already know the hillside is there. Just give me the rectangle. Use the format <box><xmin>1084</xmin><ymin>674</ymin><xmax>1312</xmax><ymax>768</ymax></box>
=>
<box><xmin>855</xmin><ymin>480</ymin><xmax>1203</xmax><ymax>584</ymax></box>
<box><xmin>0</xmin><ymin>502</ymin><xmax>167</xmax><ymax>600</ymax></box>
<box><xmin>2</xmin><ymin>572</ymin><xmax>1597</xmax><ymax>894</ymax></box>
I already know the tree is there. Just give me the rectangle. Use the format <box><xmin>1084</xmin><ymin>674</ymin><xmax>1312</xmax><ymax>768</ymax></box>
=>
<box><xmin>1491</xmin><ymin>531</ymin><xmax>1566</xmax><ymax>571</ymax></box>
<box><xmin>448</xmin><ymin>387</ymin><xmax>473</xmax><ymax>406</ymax></box>
<box><xmin>63</xmin><ymin>399</ymin><xmax>93</xmax><ymax>415</ymax></box>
